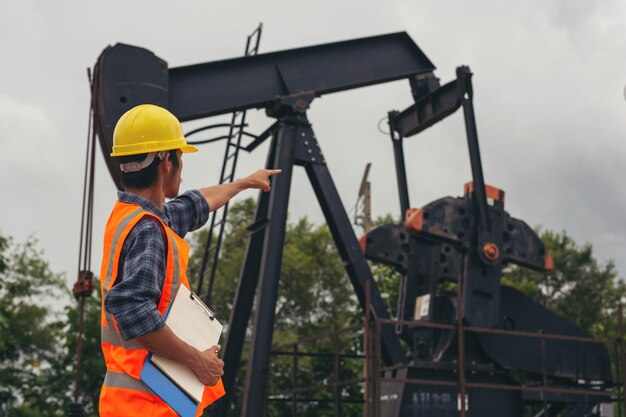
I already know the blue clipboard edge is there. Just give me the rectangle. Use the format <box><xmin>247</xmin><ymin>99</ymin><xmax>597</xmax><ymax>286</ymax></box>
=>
<box><xmin>140</xmin><ymin>355</ymin><xmax>198</xmax><ymax>417</ymax></box>
<box><xmin>139</xmin><ymin>285</ymin><xmax>199</xmax><ymax>417</ymax></box>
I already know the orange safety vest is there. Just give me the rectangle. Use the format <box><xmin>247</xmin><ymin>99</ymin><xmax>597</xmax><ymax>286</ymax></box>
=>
<box><xmin>99</xmin><ymin>201</ymin><xmax>225</xmax><ymax>417</ymax></box>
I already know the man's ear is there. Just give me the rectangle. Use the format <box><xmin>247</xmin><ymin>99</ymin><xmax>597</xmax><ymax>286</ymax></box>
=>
<box><xmin>157</xmin><ymin>152</ymin><xmax>171</xmax><ymax>176</ymax></box>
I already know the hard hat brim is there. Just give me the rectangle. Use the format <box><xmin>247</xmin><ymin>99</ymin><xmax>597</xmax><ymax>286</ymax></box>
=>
<box><xmin>180</xmin><ymin>144</ymin><xmax>199</xmax><ymax>154</ymax></box>
<box><xmin>111</xmin><ymin>140</ymin><xmax>199</xmax><ymax>157</ymax></box>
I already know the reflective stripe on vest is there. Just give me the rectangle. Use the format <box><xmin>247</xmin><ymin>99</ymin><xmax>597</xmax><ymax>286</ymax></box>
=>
<box><xmin>103</xmin><ymin>207</ymin><xmax>143</xmax><ymax>290</ymax></box>
<box><xmin>169</xmin><ymin>231</ymin><xmax>181</xmax><ymax>299</ymax></box>
<box><xmin>101</xmin><ymin>310</ymin><xmax>142</xmax><ymax>350</ymax></box>
<box><xmin>104</xmin><ymin>370</ymin><xmax>154</xmax><ymax>394</ymax></box>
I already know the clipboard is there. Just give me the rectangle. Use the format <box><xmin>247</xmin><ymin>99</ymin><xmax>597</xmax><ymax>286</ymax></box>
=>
<box><xmin>140</xmin><ymin>284</ymin><xmax>223</xmax><ymax>417</ymax></box>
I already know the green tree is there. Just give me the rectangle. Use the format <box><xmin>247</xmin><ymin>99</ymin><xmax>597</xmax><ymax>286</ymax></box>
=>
<box><xmin>0</xmin><ymin>232</ymin><xmax>103</xmax><ymax>417</ymax></box>
<box><xmin>0</xmin><ymin>233</ymin><xmax>69</xmax><ymax>416</ymax></box>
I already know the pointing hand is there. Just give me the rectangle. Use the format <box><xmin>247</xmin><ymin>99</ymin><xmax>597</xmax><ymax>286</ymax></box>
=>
<box><xmin>246</xmin><ymin>169</ymin><xmax>282</xmax><ymax>192</ymax></box>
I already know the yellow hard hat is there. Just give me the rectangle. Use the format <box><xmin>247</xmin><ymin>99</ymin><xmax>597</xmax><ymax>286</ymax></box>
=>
<box><xmin>111</xmin><ymin>104</ymin><xmax>198</xmax><ymax>157</ymax></box>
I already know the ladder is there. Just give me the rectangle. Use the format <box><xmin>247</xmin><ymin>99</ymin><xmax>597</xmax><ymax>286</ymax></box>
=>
<box><xmin>196</xmin><ymin>23</ymin><xmax>263</xmax><ymax>305</ymax></box>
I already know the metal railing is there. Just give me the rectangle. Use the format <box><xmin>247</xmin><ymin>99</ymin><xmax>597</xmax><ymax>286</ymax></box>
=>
<box><xmin>363</xmin><ymin>281</ymin><xmax>624</xmax><ymax>417</ymax></box>
<box><xmin>261</xmin><ymin>282</ymin><xmax>625</xmax><ymax>417</ymax></box>
<box><xmin>267</xmin><ymin>324</ymin><xmax>366</xmax><ymax>416</ymax></box>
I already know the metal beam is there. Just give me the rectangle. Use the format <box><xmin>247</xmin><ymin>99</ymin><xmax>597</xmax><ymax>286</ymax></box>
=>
<box><xmin>169</xmin><ymin>32</ymin><xmax>435</xmax><ymax>121</ymax></box>
<box><xmin>241</xmin><ymin>118</ymin><xmax>297</xmax><ymax>417</ymax></box>
<box><xmin>215</xmin><ymin>132</ymin><xmax>279</xmax><ymax>416</ymax></box>
<box><xmin>92</xmin><ymin>32</ymin><xmax>435</xmax><ymax>188</ymax></box>
<box><xmin>387</xmin><ymin>112</ymin><xmax>411</xmax><ymax>220</ymax></box>
<box><xmin>390</xmin><ymin>77</ymin><xmax>461</xmax><ymax>138</ymax></box>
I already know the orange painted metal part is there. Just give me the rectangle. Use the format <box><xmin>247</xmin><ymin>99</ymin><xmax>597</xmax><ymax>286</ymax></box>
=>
<box><xmin>464</xmin><ymin>181</ymin><xmax>505</xmax><ymax>203</ymax></box>
<box><xmin>404</xmin><ymin>208</ymin><xmax>424</xmax><ymax>232</ymax></box>
<box><xmin>482</xmin><ymin>243</ymin><xmax>500</xmax><ymax>261</ymax></box>
<box><xmin>544</xmin><ymin>252</ymin><xmax>554</xmax><ymax>270</ymax></box>
<box><xmin>359</xmin><ymin>234</ymin><xmax>368</xmax><ymax>252</ymax></box>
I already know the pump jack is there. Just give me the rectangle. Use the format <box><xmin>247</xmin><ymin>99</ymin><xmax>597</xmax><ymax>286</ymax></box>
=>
<box><xmin>90</xmin><ymin>32</ymin><xmax>613</xmax><ymax>416</ymax></box>
<box><xmin>362</xmin><ymin>66</ymin><xmax>612</xmax><ymax>416</ymax></box>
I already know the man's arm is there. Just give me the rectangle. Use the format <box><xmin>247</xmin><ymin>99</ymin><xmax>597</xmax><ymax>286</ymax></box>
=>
<box><xmin>198</xmin><ymin>168</ymin><xmax>281</xmax><ymax>211</ymax></box>
<box><xmin>134</xmin><ymin>326</ymin><xmax>224</xmax><ymax>386</ymax></box>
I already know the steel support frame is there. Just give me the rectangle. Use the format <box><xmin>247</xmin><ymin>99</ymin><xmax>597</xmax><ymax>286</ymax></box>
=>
<box><xmin>389</xmin><ymin>66</ymin><xmax>491</xmax><ymax>245</ymax></box>
<box><xmin>387</xmin><ymin>111</ymin><xmax>410</xmax><ymax>221</ymax></box>
<box><xmin>168</xmin><ymin>32</ymin><xmax>434</xmax><ymax>121</ymax></box>
<box><xmin>240</xmin><ymin>116</ymin><xmax>297</xmax><ymax>417</ymax></box>
<box><xmin>456</xmin><ymin>66</ymin><xmax>492</xmax><ymax>246</ymax></box>
<box><xmin>215</xmin><ymin>132</ymin><xmax>279</xmax><ymax>417</ymax></box>
<box><xmin>216</xmin><ymin>99</ymin><xmax>405</xmax><ymax>417</ymax></box>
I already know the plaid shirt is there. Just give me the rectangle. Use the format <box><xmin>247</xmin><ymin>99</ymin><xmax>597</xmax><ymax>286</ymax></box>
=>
<box><xmin>103</xmin><ymin>190</ymin><xmax>209</xmax><ymax>341</ymax></box>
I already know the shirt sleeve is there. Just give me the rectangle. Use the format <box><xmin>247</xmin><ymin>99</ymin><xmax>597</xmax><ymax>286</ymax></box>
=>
<box><xmin>103</xmin><ymin>218</ymin><xmax>167</xmax><ymax>341</ymax></box>
<box><xmin>163</xmin><ymin>189</ymin><xmax>210</xmax><ymax>238</ymax></box>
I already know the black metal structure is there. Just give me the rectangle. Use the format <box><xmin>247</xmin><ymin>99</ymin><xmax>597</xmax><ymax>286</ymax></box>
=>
<box><xmin>92</xmin><ymin>32</ymin><xmax>434</xmax><ymax>190</ymax></box>
<box><xmin>91</xmin><ymin>32</ymin><xmax>613</xmax><ymax>417</ymax></box>
<box><xmin>91</xmin><ymin>32</ymin><xmax>435</xmax><ymax>417</ymax></box>
<box><xmin>358</xmin><ymin>67</ymin><xmax>613</xmax><ymax>416</ymax></box>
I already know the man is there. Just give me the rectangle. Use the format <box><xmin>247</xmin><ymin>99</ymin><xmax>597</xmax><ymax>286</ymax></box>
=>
<box><xmin>99</xmin><ymin>104</ymin><xmax>280</xmax><ymax>416</ymax></box>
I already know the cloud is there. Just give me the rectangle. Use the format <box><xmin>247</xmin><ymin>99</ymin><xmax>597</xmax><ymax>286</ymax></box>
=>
<box><xmin>0</xmin><ymin>94</ymin><xmax>53</xmax><ymax>133</ymax></box>
<box><xmin>0</xmin><ymin>94</ymin><xmax>64</xmax><ymax>176</ymax></box>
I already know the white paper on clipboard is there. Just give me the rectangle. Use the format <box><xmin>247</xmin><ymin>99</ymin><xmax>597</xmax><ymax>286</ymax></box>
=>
<box><xmin>151</xmin><ymin>284</ymin><xmax>223</xmax><ymax>403</ymax></box>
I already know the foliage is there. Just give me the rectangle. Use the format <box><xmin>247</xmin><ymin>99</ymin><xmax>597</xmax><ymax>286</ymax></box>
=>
<box><xmin>0</xmin><ymin>233</ymin><xmax>68</xmax><ymax>416</ymax></box>
<box><xmin>0</xmin><ymin>231</ymin><xmax>104</xmax><ymax>416</ymax></box>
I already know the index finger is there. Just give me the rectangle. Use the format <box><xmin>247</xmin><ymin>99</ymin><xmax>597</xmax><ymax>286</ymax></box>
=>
<box><xmin>266</xmin><ymin>169</ymin><xmax>282</xmax><ymax>175</ymax></box>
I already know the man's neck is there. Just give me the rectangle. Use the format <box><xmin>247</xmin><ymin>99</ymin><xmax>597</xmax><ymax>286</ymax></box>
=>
<box><xmin>124</xmin><ymin>185</ymin><xmax>165</xmax><ymax>210</ymax></box>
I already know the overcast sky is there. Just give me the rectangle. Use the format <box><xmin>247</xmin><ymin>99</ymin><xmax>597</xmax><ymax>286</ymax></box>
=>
<box><xmin>1</xmin><ymin>0</ymin><xmax>625</xmax><ymax>294</ymax></box>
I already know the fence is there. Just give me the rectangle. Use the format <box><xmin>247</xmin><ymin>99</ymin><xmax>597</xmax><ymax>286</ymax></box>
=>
<box><xmin>263</xmin><ymin>282</ymin><xmax>625</xmax><ymax>417</ymax></box>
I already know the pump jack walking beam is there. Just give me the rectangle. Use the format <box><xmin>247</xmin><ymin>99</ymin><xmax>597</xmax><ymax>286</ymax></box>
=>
<box><xmin>92</xmin><ymin>32</ymin><xmax>435</xmax><ymax>190</ymax></box>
